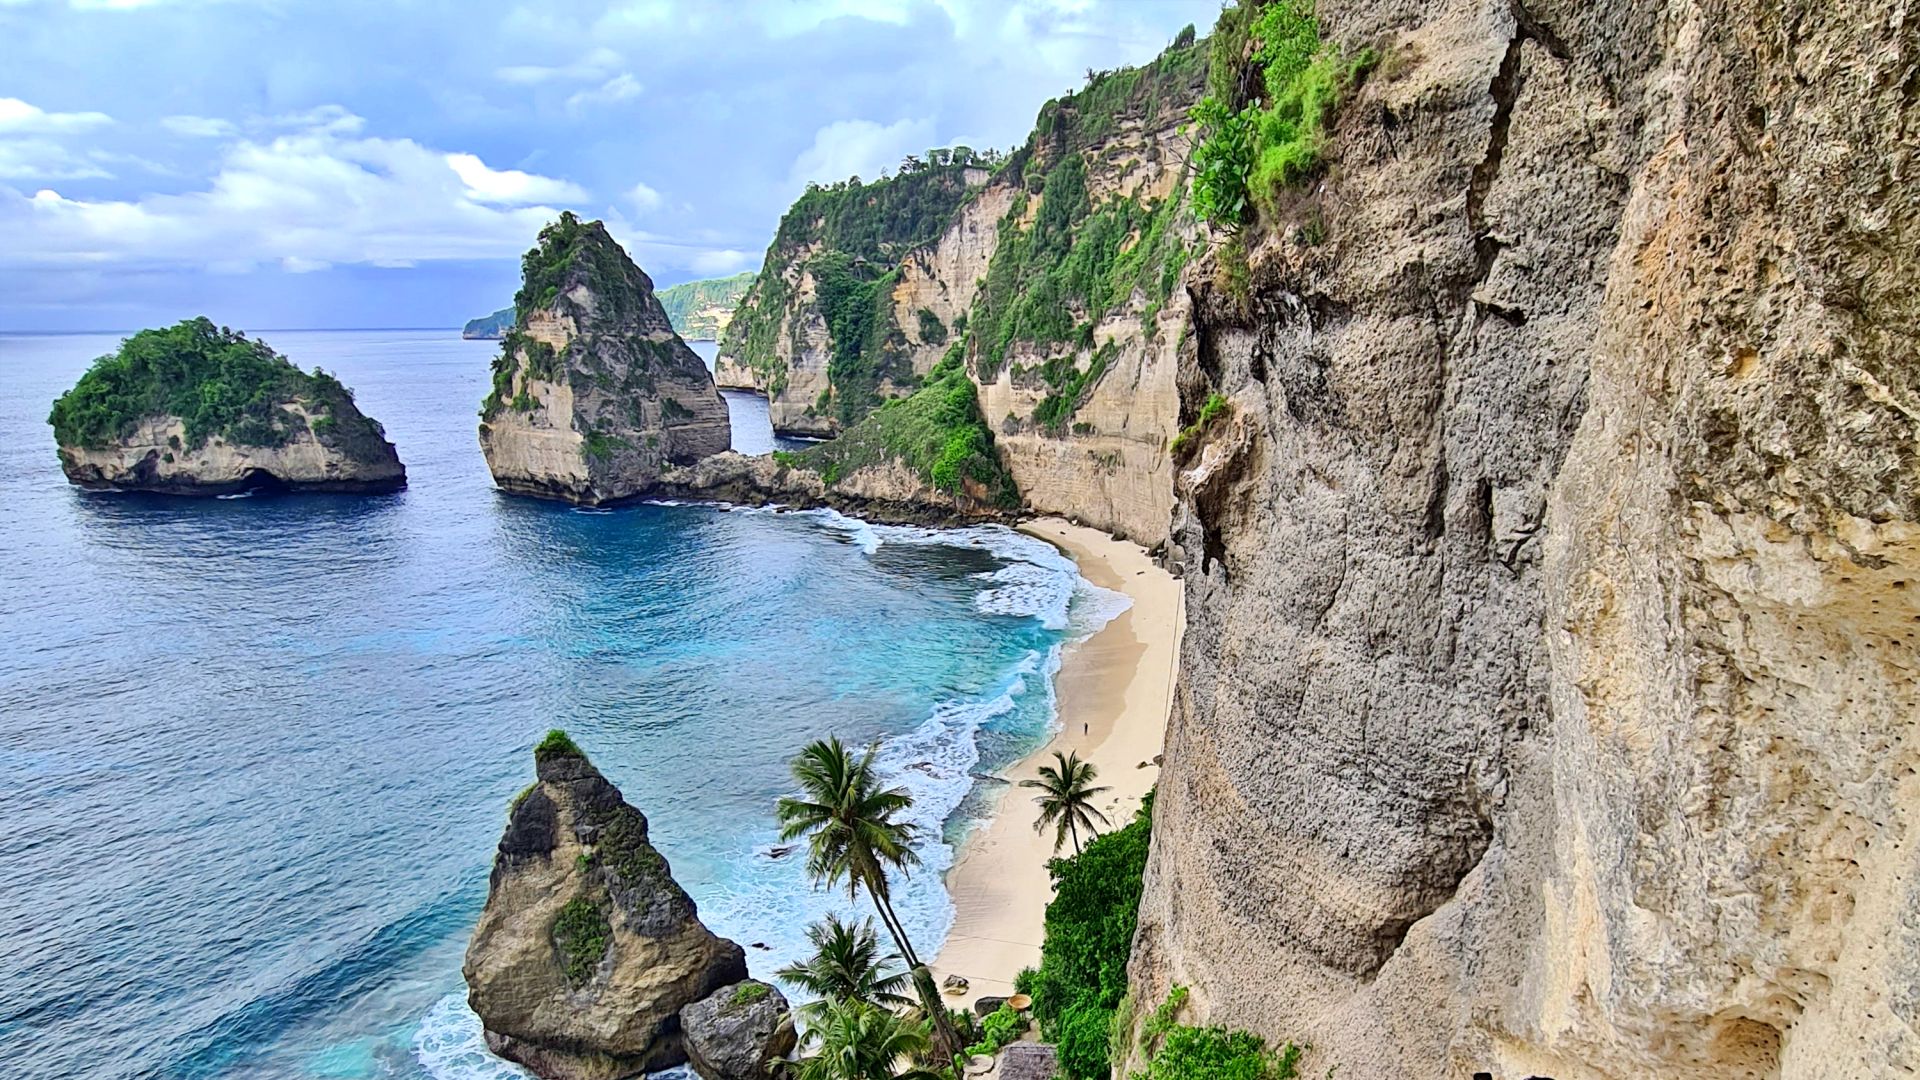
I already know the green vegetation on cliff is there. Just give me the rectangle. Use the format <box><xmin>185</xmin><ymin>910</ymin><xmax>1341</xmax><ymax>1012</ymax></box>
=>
<box><xmin>551</xmin><ymin>896</ymin><xmax>611</xmax><ymax>987</ymax></box>
<box><xmin>656</xmin><ymin>270</ymin><xmax>757</xmax><ymax>340</ymax></box>
<box><xmin>48</xmin><ymin>317</ymin><xmax>379</xmax><ymax>452</ymax></box>
<box><xmin>1028</xmin><ymin>793</ymin><xmax>1153</xmax><ymax>1080</ymax></box>
<box><xmin>1190</xmin><ymin>0</ymin><xmax>1375</xmax><ymax>228</ymax></box>
<box><xmin>962</xmin><ymin>31</ymin><xmax>1204</xmax><ymax>432</ymax></box>
<box><xmin>782</xmin><ymin>351</ymin><xmax>1017</xmax><ymax>507</ymax></box>
<box><xmin>722</xmin><ymin>156</ymin><xmax>988</xmax><ymax>422</ymax></box>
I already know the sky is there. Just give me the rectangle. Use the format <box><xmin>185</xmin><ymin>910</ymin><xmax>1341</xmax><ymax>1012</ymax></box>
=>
<box><xmin>0</xmin><ymin>0</ymin><xmax>1216</xmax><ymax>331</ymax></box>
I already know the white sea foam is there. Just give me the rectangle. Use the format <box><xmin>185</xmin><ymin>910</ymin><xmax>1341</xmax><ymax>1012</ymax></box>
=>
<box><xmin>413</xmin><ymin>992</ymin><xmax>532</xmax><ymax>1080</ymax></box>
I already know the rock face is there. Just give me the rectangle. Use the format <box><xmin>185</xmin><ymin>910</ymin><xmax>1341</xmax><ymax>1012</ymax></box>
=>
<box><xmin>478</xmin><ymin>213</ymin><xmax>730</xmax><ymax>505</ymax></box>
<box><xmin>679</xmin><ymin>980</ymin><xmax>796</xmax><ymax>1080</ymax></box>
<box><xmin>464</xmin><ymin>735</ymin><xmax>748</xmax><ymax>1079</ymax></box>
<box><xmin>1131</xmin><ymin>2</ymin><xmax>1920</xmax><ymax>1079</ymax></box>
<box><xmin>654</xmin><ymin>450</ymin><xmax>1014</xmax><ymax>528</ymax></box>
<box><xmin>49</xmin><ymin>317</ymin><xmax>405</xmax><ymax>496</ymax></box>
<box><xmin>716</xmin><ymin>44</ymin><xmax>1205</xmax><ymax>549</ymax></box>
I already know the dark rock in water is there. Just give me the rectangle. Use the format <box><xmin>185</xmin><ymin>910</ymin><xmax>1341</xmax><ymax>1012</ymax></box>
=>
<box><xmin>478</xmin><ymin>211</ymin><xmax>731</xmax><ymax>506</ymax></box>
<box><xmin>679</xmin><ymin>980</ymin><xmax>796</xmax><ymax>1080</ymax></box>
<box><xmin>464</xmin><ymin>732</ymin><xmax>746</xmax><ymax>1079</ymax></box>
<box><xmin>49</xmin><ymin>317</ymin><xmax>405</xmax><ymax>496</ymax></box>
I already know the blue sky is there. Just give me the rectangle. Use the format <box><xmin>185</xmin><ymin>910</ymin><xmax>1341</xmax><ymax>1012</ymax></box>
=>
<box><xmin>0</xmin><ymin>0</ymin><xmax>1214</xmax><ymax>331</ymax></box>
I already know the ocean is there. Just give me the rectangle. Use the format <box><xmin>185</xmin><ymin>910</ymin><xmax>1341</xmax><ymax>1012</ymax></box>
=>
<box><xmin>0</xmin><ymin>330</ymin><xmax>1125</xmax><ymax>1079</ymax></box>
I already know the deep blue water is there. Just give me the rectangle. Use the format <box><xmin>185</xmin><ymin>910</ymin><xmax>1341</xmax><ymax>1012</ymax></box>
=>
<box><xmin>0</xmin><ymin>330</ymin><xmax>1121</xmax><ymax>1080</ymax></box>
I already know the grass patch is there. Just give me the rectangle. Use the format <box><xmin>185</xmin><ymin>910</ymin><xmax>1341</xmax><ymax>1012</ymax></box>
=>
<box><xmin>551</xmin><ymin>896</ymin><xmax>611</xmax><ymax>987</ymax></box>
<box><xmin>535</xmin><ymin>729</ymin><xmax>583</xmax><ymax>761</ymax></box>
<box><xmin>1169</xmin><ymin>393</ymin><xmax>1229</xmax><ymax>457</ymax></box>
<box><xmin>729</xmin><ymin>981</ymin><xmax>772</xmax><ymax>1008</ymax></box>
<box><xmin>1190</xmin><ymin>0</ymin><xmax>1374</xmax><ymax>230</ymax></box>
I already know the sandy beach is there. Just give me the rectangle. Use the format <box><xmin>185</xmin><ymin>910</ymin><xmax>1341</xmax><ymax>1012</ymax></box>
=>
<box><xmin>930</xmin><ymin>518</ymin><xmax>1182</xmax><ymax>1001</ymax></box>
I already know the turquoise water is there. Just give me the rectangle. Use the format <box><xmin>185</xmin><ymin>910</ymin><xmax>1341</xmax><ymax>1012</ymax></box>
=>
<box><xmin>0</xmin><ymin>330</ymin><xmax>1123</xmax><ymax>1079</ymax></box>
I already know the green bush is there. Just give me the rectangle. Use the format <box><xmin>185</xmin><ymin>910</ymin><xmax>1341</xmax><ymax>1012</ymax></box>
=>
<box><xmin>551</xmin><ymin>896</ymin><xmax>611</xmax><ymax>987</ymax></box>
<box><xmin>793</xmin><ymin>352</ymin><xmax>1018</xmax><ymax>507</ymax></box>
<box><xmin>1128</xmin><ymin>987</ymin><xmax>1305</xmax><ymax>1080</ymax></box>
<box><xmin>1030</xmin><ymin>793</ymin><xmax>1154</xmax><ymax>1079</ymax></box>
<box><xmin>535</xmin><ymin>729</ymin><xmax>583</xmax><ymax>760</ymax></box>
<box><xmin>1189</xmin><ymin>0</ymin><xmax>1373</xmax><ymax>229</ymax></box>
<box><xmin>917</xmin><ymin>308</ymin><xmax>948</xmax><ymax>345</ymax></box>
<box><xmin>964</xmin><ymin>1003</ymin><xmax>1029</xmax><ymax>1059</ymax></box>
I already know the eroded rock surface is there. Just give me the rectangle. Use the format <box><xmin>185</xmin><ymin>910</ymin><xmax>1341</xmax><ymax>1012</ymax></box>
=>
<box><xmin>478</xmin><ymin>213</ymin><xmax>730</xmax><ymax>505</ymax></box>
<box><xmin>679</xmin><ymin>980</ymin><xmax>796</xmax><ymax>1080</ymax></box>
<box><xmin>1131</xmin><ymin>1</ymin><xmax>1920</xmax><ymax>1078</ymax></box>
<box><xmin>464</xmin><ymin>737</ymin><xmax>747</xmax><ymax>1079</ymax></box>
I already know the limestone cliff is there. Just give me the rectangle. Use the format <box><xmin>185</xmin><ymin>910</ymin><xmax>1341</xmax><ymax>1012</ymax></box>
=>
<box><xmin>718</xmin><ymin>40</ymin><xmax>1207</xmax><ymax>548</ymax></box>
<box><xmin>479</xmin><ymin>213</ymin><xmax>730</xmax><ymax>505</ymax></box>
<box><xmin>464</xmin><ymin>732</ymin><xmax>749</xmax><ymax>1080</ymax></box>
<box><xmin>49</xmin><ymin>317</ymin><xmax>405</xmax><ymax>496</ymax></box>
<box><xmin>1131</xmin><ymin>1</ymin><xmax>1920</xmax><ymax>1079</ymax></box>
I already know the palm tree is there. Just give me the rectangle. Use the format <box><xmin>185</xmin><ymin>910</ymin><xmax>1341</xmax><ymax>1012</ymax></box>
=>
<box><xmin>777</xmin><ymin>738</ymin><xmax>961</xmax><ymax>1062</ymax></box>
<box><xmin>794</xmin><ymin>999</ymin><xmax>947</xmax><ymax>1080</ymax></box>
<box><xmin>1020</xmin><ymin>749</ymin><xmax>1111</xmax><ymax>855</ymax></box>
<box><xmin>776</xmin><ymin>914</ymin><xmax>914</xmax><ymax>1024</ymax></box>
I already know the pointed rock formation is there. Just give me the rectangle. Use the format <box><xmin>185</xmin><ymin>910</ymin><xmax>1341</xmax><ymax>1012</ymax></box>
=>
<box><xmin>49</xmin><ymin>317</ymin><xmax>405</xmax><ymax>496</ymax></box>
<box><xmin>464</xmin><ymin>731</ymin><xmax>748</xmax><ymax>1080</ymax></box>
<box><xmin>478</xmin><ymin>212</ymin><xmax>731</xmax><ymax>505</ymax></box>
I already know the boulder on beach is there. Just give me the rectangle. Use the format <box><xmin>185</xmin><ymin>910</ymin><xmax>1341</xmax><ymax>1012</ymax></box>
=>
<box><xmin>463</xmin><ymin>731</ymin><xmax>747</xmax><ymax>1080</ymax></box>
<box><xmin>679</xmin><ymin>979</ymin><xmax>796</xmax><ymax>1080</ymax></box>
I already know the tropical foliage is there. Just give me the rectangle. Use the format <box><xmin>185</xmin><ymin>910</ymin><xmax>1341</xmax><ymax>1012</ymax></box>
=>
<box><xmin>793</xmin><ymin>999</ymin><xmax>946</xmax><ymax>1080</ymax></box>
<box><xmin>48</xmin><ymin>317</ymin><xmax>371</xmax><ymax>452</ymax></box>
<box><xmin>1021</xmin><ymin>750</ymin><xmax>1112</xmax><ymax>855</ymax></box>
<box><xmin>774</xmin><ymin>913</ymin><xmax>914</xmax><ymax>1024</ymax></box>
<box><xmin>1189</xmin><ymin>0</ymin><xmax>1375</xmax><ymax>229</ymax></box>
<box><xmin>1030</xmin><ymin>794</ymin><xmax>1154</xmax><ymax>1080</ymax></box>
<box><xmin>787</xmin><ymin>350</ymin><xmax>1019</xmax><ymax>507</ymax></box>
<box><xmin>775</xmin><ymin>738</ymin><xmax>963</xmax><ymax>1061</ymax></box>
<box><xmin>1128</xmin><ymin>988</ymin><xmax>1304</xmax><ymax>1080</ymax></box>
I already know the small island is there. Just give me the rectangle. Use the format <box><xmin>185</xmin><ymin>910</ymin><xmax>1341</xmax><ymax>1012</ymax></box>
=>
<box><xmin>48</xmin><ymin>317</ymin><xmax>406</xmax><ymax>496</ymax></box>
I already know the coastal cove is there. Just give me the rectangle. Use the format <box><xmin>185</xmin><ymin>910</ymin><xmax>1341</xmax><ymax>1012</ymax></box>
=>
<box><xmin>0</xmin><ymin>330</ymin><xmax>1150</xmax><ymax>1080</ymax></box>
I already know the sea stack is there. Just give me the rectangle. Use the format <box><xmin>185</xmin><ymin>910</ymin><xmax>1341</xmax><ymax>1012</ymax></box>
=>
<box><xmin>464</xmin><ymin>731</ymin><xmax>749</xmax><ymax>1080</ymax></box>
<box><xmin>48</xmin><ymin>317</ymin><xmax>405</xmax><ymax>496</ymax></box>
<box><xmin>477</xmin><ymin>212</ymin><xmax>731</xmax><ymax>505</ymax></box>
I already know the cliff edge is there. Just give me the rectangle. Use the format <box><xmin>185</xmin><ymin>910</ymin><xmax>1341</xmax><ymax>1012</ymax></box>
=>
<box><xmin>478</xmin><ymin>213</ymin><xmax>730</xmax><ymax>505</ymax></box>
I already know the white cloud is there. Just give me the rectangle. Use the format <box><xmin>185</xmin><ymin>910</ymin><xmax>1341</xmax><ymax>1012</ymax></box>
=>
<box><xmin>689</xmin><ymin>248</ymin><xmax>755</xmax><ymax>275</ymax></box>
<box><xmin>787</xmin><ymin>117</ymin><xmax>936</xmax><ymax>188</ymax></box>
<box><xmin>0</xmin><ymin>98</ymin><xmax>113</xmax><ymax>134</ymax></box>
<box><xmin>444</xmin><ymin>151</ymin><xmax>587</xmax><ymax>205</ymax></box>
<box><xmin>3</xmin><ymin>126</ymin><xmax>587</xmax><ymax>271</ymax></box>
<box><xmin>565</xmin><ymin>73</ymin><xmax>643</xmax><ymax>112</ymax></box>
<box><xmin>161</xmin><ymin>115</ymin><xmax>238</xmax><ymax>138</ymax></box>
<box><xmin>627</xmin><ymin>181</ymin><xmax>661</xmax><ymax>213</ymax></box>
<box><xmin>494</xmin><ymin>47</ymin><xmax>623</xmax><ymax>85</ymax></box>
<box><xmin>270</xmin><ymin>104</ymin><xmax>364</xmax><ymax>135</ymax></box>
<box><xmin>0</xmin><ymin>140</ymin><xmax>112</xmax><ymax>180</ymax></box>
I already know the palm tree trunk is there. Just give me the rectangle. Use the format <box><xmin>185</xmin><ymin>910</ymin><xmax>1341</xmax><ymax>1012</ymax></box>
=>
<box><xmin>1069</xmin><ymin>819</ymin><xmax>1082</xmax><ymax>856</ymax></box>
<box><xmin>862</xmin><ymin>871</ymin><xmax>962</xmax><ymax>1065</ymax></box>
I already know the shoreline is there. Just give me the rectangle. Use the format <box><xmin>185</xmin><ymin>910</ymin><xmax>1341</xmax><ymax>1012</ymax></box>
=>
<box><xmin>931</xmin><ymin>518</ymin><xmax>1181</xmax><ymax>1001</ymax></box>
